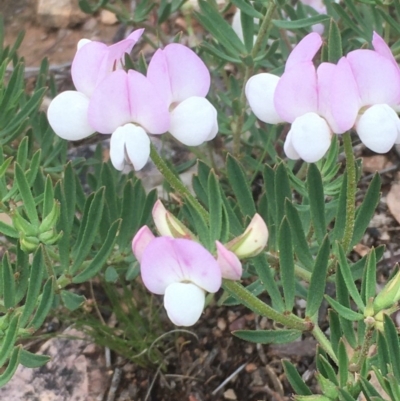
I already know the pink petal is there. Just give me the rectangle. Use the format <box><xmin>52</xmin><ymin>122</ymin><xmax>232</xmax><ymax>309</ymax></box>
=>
<box><xmin>317</xmin><ymin>59</ymin><xmax>360</xmax><ymax>133</ymax></box>
<box><xmin>347</xmin><ymin>49</ymin><xmax>400</xmax><ymax>106</ymax></box>
<box><xmin>355</xmin><ymin>104</ymin><xmax>399</xmax><ymax>153</ymax></box>
<box><xmin>164</xmin><ymin>282</ymin><xmax>205</xmax><ymax>326</ymax></box>
<box><xmin>216</xmin><ymin>241</ymin><xmax>242</xmax><ymax>280</ymax></box>
<box><xmin>88</xmin><ymin>70</ymin><xmax>131</xmax><ymax>133</ymax></box>
<box><xmin>141</xmin><ymin>237</ymin><xmax>221</xmax><ymax>295</ymax></box>
<box><xmin>275</xmin><ymin>62</ymin><xmax>318</xmax><ymax>123</ymax></box>
<box><xmin>147</xmin><ymin>44</ymin><xmax>210</xmax><ymax>104</ymax></box>
<box><xmin>290</xmin><ymin>112</ymin><xmax>332</xmax><ymax>162</ymax></box>
<box><xmin>169</xmin><ymin>97</ymin><xmax>217</xmax><ymax>146</ymax></box>
<box><xmin>132</xmin><ymin>226</ymin><xmax>155</xmax><ymax>263</ymax></box>
<box><xmin>285</xmin><ymin>32</ymin><xmax>322</xmax><ymax>71</ymax></box>
<box><xmin>47</xmin><ymin>91</ymin><xmax>95</xmax><ymax>140</ymax></box>
<box><xmin>372</xmin><ymin>31</ymin><xmax>398</xmax><ymax>69</ymax></box>
<box><xmin>127</xmin><ymin>70</ymin><xmax>170</xmax><ymax>134</ymax></box>
<box><xmin>245</xmin><ymin>73</ymin><xmax>285</xmax><ymax>124</ymax></box>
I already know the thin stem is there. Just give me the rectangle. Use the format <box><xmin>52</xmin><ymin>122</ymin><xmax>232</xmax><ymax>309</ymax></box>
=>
<box><xmin>222</xmin><ymin>280</ymin><xmax>308</xmax><ymax>331</ymax></box>
<box><xmin>349</xmin><ymin>325</ymin><xmax>374</xmax><ymax>372</ymax></box>
<box><xmin>312</xmin><ymin>325</ymin><xmax>338</xmax><ymax>364</ymax></box>
<box><xmin>341</xmin><ymin>133</ymin><xmax>356</xmax><ymax>252</ymax></box>
<box><xmin>232</xmin><ymin>1</ymin><xmax>277</xmax><ymax>157</ymax></box>
<box><xmin>149</xmin><ymin>143</ymin><xmax>209</xmax><ymax>223</ymax></box>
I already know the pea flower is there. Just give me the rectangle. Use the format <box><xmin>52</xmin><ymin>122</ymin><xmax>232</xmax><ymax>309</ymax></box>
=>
<box><xmin>246</xmin><ymin>32</ymin><xmax>363</xmax><ymax>162</ymax></box>
<box><xmin>341</xmin><ymin>32</ymin><xmax>400</xmax><ymax>153</ymax></box>
<box><xmin>132</xmin><ymin>229</ymin><xmax>222</xmax><ymax>326</ymax></box>
<box><xmin>147</xmin><ymin>44</ymin><xmax>218</xmax><ymax>146</ymax></box>
<box><xmin>87</xmin><ymin>69</ymin><xmax>170</xmax><ymax>171</ymax></box>
<box><xmin>47</xmin><ymin>29</ymin><xmax>144</xmax><ymax>141</ymax></box>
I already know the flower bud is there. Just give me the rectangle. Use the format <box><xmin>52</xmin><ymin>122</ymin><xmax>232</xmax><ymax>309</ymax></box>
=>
<box><xmin>373</xmin><ymin>269</ymin><xmax>400</xmax><ymax>313</ymax></box>
<box><xmin>39</xmin><ymin>201</ymin><xmax>60</xmax><ymax>234</ymax></box>
<box><xmin>225</xmin><ymin>214</ymin><xmax>268</xmax><ymax>259</ymax></box>
<box><xmin>39</xmin><ymin>229</ymin><xmax>63</xmax><ymax>245</ymax></box>
<box><xmin>20</xmin><ymin>235</ymin><xmax>40</xmax><ymax>253</ymax></box>
<box><xmin>215</xmin><ymin>241</ymin><xmax>242</xmax><ymax>280</ymax></box>
<box><xmin>132</xmin><ymin>226</ymin><xmax>155</xmax><ymax>263</ymax></box>
<box><xmin>12</xmin><ymin>211</ymin><xmax>37</xmax><ymax>236</ymax></box>
<box><xmin>152</xmin><ymin>200</ymin><xmax>195</xmax><ymax>239</ymax></box>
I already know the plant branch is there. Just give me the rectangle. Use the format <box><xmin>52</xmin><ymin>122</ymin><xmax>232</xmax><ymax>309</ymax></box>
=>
<box><xmin>311</xmin><ymin>324</ymin><xmax>338</xmax><ymax>364</ymax></box>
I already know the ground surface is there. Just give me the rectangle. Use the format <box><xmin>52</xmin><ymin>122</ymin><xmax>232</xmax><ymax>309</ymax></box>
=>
<box><xmin>2</xmin><ymin>1</ymin><xmax>400</xmax><ymax>400</ymax></box>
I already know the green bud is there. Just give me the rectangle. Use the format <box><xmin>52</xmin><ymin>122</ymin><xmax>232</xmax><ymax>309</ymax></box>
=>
<box><xmin>373</xmin><ymin>269</ymin><xmax>400</xmax><ymax>313</ymax></box>
<box><xmin>39</xmin><ymin>201</ymin><xmax>60</xmax><ymax>234</ymax></box>
<box><xmin>39</xmin><ymin>229</ymin><xmax>63</xmax><ymax>245</ymax></box>
<box><xmin>12</xmin><ymin>211</ymin><xmax>37</xmax><ymax>236</ymax></box>
<box><xmin>315</xmin><ymin>373</ymin><xmax>338</xmax><ymax>400</ymax></box>
<box><xmin>20</xmin><ymin>235</ymin><xmax>40</xmax><ymax>253</ymax></box>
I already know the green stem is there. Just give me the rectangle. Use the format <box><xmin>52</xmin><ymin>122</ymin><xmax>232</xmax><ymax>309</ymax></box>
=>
<box><xmin>341</xmin><ymin>133</ymin><xmax>356</xmax><ymax>252</ymax></box>
<box><xmin>312</xmin><ymin>324</ymin><xmax>338</xmax><ymax>364</ymax></box>
<box><xmin>149</xmin><ymin>143</ymin><xmax>209</xmax><ymax>223</ymax></box>
<box><xmin>222</xmin><ymin>280</ymin><xmax>308</xmax><ymax>331</ymax></box>
<box><xmin>232</xmin><ymin>1</ymin><xmax>277</xmax><ymax>157</ymax></box>
<box><xmin>349</xmin><ymin>325</ymin><xmax>374</xmax><ymax>372</ymax></box>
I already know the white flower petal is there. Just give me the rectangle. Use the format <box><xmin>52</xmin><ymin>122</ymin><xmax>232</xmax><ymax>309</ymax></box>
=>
<box><xmin>77</xmin><ymin>39</ymin><xmax>91</xmax><ymax>50</ymax></box>
<box><xmin>245</xmin><ymin>73</ymin><xmax>284</xmax><ymax>124</ymax></box>
<box><xmin>110</xmin><ymin>123</ymin><xmax>151</xmax><ymax>171</ymax></box>
<box><xmin>356</xmin><ymin>104</ymin><xmax>399</xmax><ymax>153</ymax></box>
<box><xmin>290</xmin><ymin>112</ymin><xmax>332</xmax><ymax>163</ymax></box>
<box><xmin>164</xmin><ymin>282</ymin><xmax>205</xmax><ymax>326</ymax></box>
<box><xmin>283</xmin><ymin>129</ymin><xmax>300</xmax><ymax>160</ymax></box>
<box><xmin>169</xmin><ymin>97</ymin><xmax>217</xmax><ymax>146</ymax></box>
<box><xmin>47</xmin><ymin>91</ymin><xmax>94</xmax><ymax>141</ymax></box>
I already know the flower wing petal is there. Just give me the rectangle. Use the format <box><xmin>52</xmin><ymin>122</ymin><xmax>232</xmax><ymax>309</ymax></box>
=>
<box><xmin>164</xmin><ymin>282</ymin><xmax>205</xmax><ymax>326</ymax></box>
<box><xmin>290</xmin><ymin>112</ymin><xmax>332</xmax><ymax>163</ymax></box>
<box><xmin>356</xmin><ymin>104</ymin><xmax>399</xmax><ymax>153</ymax></box>
<box><xmin>245</xmin><ymin>73</ymin><xmax>284</xmax><ymax>124</ymax></box>
<box><xmin>285</xmin><ymin>32</ymin><xmax>322</xmax><ymax>71</ymax></box>
<box><xmin>47</xmin><ymin>91</ymin><xmax>94</xmax><ymax>140</ymax></box>
<box><xmin>169</xmin><ymin>97</ymin><xmax>217</xmax><ymax>146</ymax></box>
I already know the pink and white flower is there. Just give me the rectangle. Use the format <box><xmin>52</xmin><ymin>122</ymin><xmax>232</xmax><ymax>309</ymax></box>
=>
<box><xmin>132</xmin><ymin>231</ymin><xmax>222</xmax><ymax>326</ymax></box>
<box><xmin>147</xmin><ymin>44</ymin><xmax>218</xmax><ymax>146</ymax></box>
<box><xmin>47</xmin><ymin>30</ymin><xmax>144</xmax><ymax>141</ymax></box>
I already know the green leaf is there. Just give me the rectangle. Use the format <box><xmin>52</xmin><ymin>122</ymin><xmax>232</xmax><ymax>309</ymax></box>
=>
<box><xmin>61</xmin><ymin>290</ymin><xmax>85</xmax><ymax>311</ymax></box>
<box><xmin>105</xmin><ymin>266</ymin><xmax>119</xmax><ymax>283</ymax></box>
<box><xmin>338</xmin><ymin>339</ymin><xmax>349</xmax><ymax>388</ymax></box>
<box><xmin>275</xmin><ymin>162</ymin><xmax>291</xmax><ymax>228</ymax></box>
<box><xmin>252</xmin><ymin>254</ymin><xmax>284</xmax><ymax>312</ymax></box>
<box><xmin>20</xmin><ymin>349</ymin><xmax>50</xmax><ymax>368</ymax></box>
<box><xmin>240</xmin><ymin>6</ymin><xmax>254</xmax><ymax>54</ymax></box>
<box><xmin>272</xmin><ymin>14</ymin><xmax>330</xmax><ymax>29</ymax></box>
<box><xmin>377</xmin><ymin>331</ymin><xmax>389</xmax><ymax>375</ymax></box>
<box><xmin>231</xmin><ymin>0</ymin><xmax>263</xmax><ymax>18</ymax></box>
<box><xmin>279</xmin><ymin>218</ymin><xmax>295</xmax><ymax>311</ymax></box>
<box><xmin>307</xmin><ymin>164</ymin><xmax>326</xmax><ymax>244</ymax></box>
<box><xmin>328</xmin><ymin>310</ymin><xmax>341</xmax><ymax>356</ymax></box>
<box><xmin>71</xmin><ymin>187</ymin><xmax>105</xmax><ymax>274</ymax></box>
<box><xmin>384</xmin><ymin>314</ymin><xmax>400</xmax><ymax>381</ymax></box>
<box><xmin>20</xmin><ymin>247</ymin><xmax>44</xmax><ymax>327</ymax></box>
<box><xmin>233</xmin><ymin>329</ymin><xmax>301</xmax><ymax>344</ymax></box>
<box><xmin>325</xmin><ymin>295</ymin><xmax>364</xmax><ymax>321</ymax></box>
<box><xmin>42</xmin><ymin>175</ymin><xmax>54</xmax><ymax>218</ymax></box>
<box><xmin>208</xmin><ymin>171</ymin><xmax>222</xmax><ymax>242</ymax></box>
<box><xmin>0</xmin><ymin>314</ymin><xmax>20</xmax><ymax>368</ymax></box>
<box><xmin>0</xmin><ymin>346</ymin><xmax>21</xmax><ymax>387</ymax></box>
<box><xmin>15</xmin><ymin>163</ymin><xmax>39</xmax><ymax>226</ymax></box>
<box><xmin>73</xmin><ymin>219</ymin><xmax>121</xmax><ymax>283</ymax></box>
<box><xmin>226</xmin><ymin>155</ymin><xmax>256</xmax><ymax>218</ymax></box>
<box><xmin>30</xmin><ymin>277</ymin><xmax>55</xmax><ymax>330</ymax></box>
<box><xmin>196</xmin><ymin>1</ymin><xmax>246</xmax><ymax>55</ymax></box>
<box><xmin>282</xmin><ymin>360</ymin><xmax>312</xmax><ymax>395</ymax></box>
<box><xmin>327</xmin><ymin>18</ymin><xmax>342</xmax><ymax>63</ymax></box>
<box><xmin>306</xmin><ymin>236</ymin><xmax>330</xmax><ymax>317</ymax></box>
<box><xmin>285</xmin><ymin>200</ymin><xmax>313</xmax><ymax>269</ymax></box>
<box><xmin>2</xmin><ymin>253</ymin><xmax>16</xmax><ymax>309</ymax></box>
<box><xmin>16</xmin><ymin>136</ymin><xmax>29</xmax><ymax>170</ymax></box>
<box><xmin>363</xmin><ymin>248</ymin><xmax>376</xmax><ymax>304</ymax></box>
<box><xmin>336</xmin><ymin>243</ymin><xmax>365</xmax><ymax>311</ymax></box>
<box><xmin>351</xmin><ymin>173</ymin><xmax>380</xmax><ymax>247</ymax></box>
<box><xmin>0</xmin><ymin>221</ymin><xmax>18</xmax><ymax>238</ymax></box>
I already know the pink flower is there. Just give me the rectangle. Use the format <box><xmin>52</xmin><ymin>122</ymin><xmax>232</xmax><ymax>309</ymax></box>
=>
<box><xmin>132</xmin><ymin>233</ymin><xmax>222</xmax><ymax>326</ymax></box>
<box><xmin>88</xmin><ymin>69</ymin><xmax>170</xmax><ymax>171</ymax></box>
<box><xmin>47</xmin><ymin>30</ymin><xmax>144</xmax><ymax>141</ymax></box>
<box><xmin>147</xmin><ymin>44</ymin><xmax>218</xmax><ymax>146</ymax></box>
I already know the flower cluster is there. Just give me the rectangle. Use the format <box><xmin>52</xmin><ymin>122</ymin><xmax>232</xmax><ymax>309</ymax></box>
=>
<box><xmin>47</xmin><ymin>31</ymin><xmax>218</xmax><ymax>172</ymax></box>
<box><xmin>132</xmin><ymin>200</ymin><xmax>269</xmax><ymax>326</ymax></box>
<box><xmin>246</xmin><ymin>32</ymin><xmax>400</xmax><ymax>163</ymax></box>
